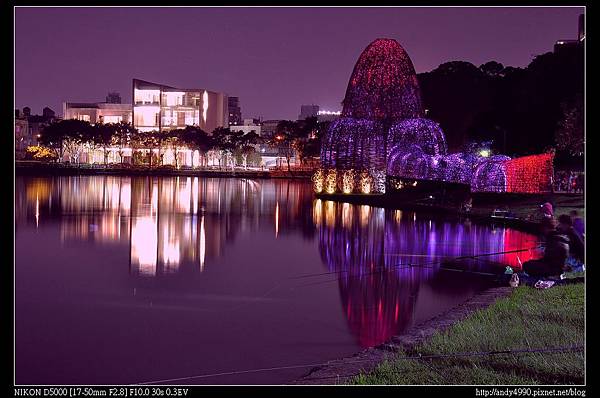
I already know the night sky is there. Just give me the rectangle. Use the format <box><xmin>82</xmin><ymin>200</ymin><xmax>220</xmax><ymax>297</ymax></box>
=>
<box><xmin>15</xmin><ymin>6</ymin><xmax>584</xmax><ymax>120</ymax></box>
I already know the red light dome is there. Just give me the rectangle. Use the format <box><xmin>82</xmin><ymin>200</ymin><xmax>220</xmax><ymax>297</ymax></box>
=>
<box><xmin>342</xmin><ymin>38</ymin><xmax>423</xmax><ymax>121</ymax></box>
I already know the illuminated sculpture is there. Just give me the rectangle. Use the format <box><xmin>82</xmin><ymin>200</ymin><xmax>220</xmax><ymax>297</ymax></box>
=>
<box><xmin>341</xmin><ymin>39</ymin><xmax>423</xmax><ymax>121</ymax></box>
<box><xmin>318</xmin><ymin>38</ymin><xmax>422</xmax><ymax>194</ymax></box>
<box><xmin>315</xmin><ymin>38</ymin><xmax>554</xmax><ymax>194</ymax></box>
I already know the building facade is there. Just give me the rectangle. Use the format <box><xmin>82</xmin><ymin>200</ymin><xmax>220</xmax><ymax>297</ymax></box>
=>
<box><xmin>133</xmin><ymin>79</ymin><xmax>228</xmax><ymax>133</ymax></box>
<box><xmin>229</xmin><ymin>118</ymin><xmax>262</xmax><ymax>135</ymax></box>
<box><xmin>260</xmin><ymin>120</ymin><xmax>281</xmax><ymax>138</ymax></box>
<box><xmin>63</xmin><ymin>102</ymin><xmax>132</xmax><ymax>124</ymax></box>
<box><xmin>298</xmin><ymin>104</ymin><xmax>319</xmax><ymax>120</ymax></box>
<box><xmin>15</xmin><ymin>106</ymin><xmax>58</xmax><ymax>159</ymax></box>
<box><xmin>228</xmin><ymin>97</ymin><xmax>242</xmax><ymax>126</ymax></box>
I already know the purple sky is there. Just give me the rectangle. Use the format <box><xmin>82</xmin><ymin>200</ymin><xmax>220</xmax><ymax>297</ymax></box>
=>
<box><xmin>15</xmin><ymin>7</ymin><xmax>584</xmax><ymax>120</ymax></box>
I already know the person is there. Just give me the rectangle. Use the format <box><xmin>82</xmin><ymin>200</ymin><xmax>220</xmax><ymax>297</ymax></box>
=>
<box><xmin>541</xmin><ymin>202</ymin><xmax>553</xmax><ymax>219</ymax></box>
<box><xmin>576</xmin><ymin>173</ymin><xmax>584</xmax><ymax>194</ymax></box>
<box><xmin>521</xmin><ymin>220</ymin><xmax>570</xmax><ymax>278</ymax></box>
<box><xmin>557</xmin><ymin>214</ymin><xmax>585</xmax><ymax>264</ymax></box>
<box><xmin>570</xmin><ymin>210</ymin><xmax>585</xmax><ymax>240</ymax></box>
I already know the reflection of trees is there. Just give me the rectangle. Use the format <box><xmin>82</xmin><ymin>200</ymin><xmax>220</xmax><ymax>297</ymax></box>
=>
<box><xmin>314</xmin><ymin>201</ymin><xmax>540</xmax><ymax>348</ymax></box>
<box><xmin>16</xmin><ymin>176</ymin><xmax>318</xmax><ymax>278</ymax></box>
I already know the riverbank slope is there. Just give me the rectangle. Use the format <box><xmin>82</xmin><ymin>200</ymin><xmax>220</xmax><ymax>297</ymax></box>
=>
<box><xmin>351</xmin><ymin>283</ymin><xmax>584</xmax><ymax>385</ymax></box>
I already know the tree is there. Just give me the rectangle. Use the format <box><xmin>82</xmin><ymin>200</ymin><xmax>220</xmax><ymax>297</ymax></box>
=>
<box><xmin>479</xmin><ymin>61</ymin><xmax>504</xmax><ymax>78</ymax></box>
<box><xmin>179</xmin><ymin>126</ymin><xmax>213</xmax><ymax>165</ymax></box>
<box><xmin>112</xmin><ymin>122</ymin><xmax>135</xmax><ymax>164</ymax></box>
<box><xmin>92</xmin><ymin>122</ymin><xmax>116</xmax><ymax>165</ymax></box>
<box><xmin>271</xmin><ymin>120</ymin><xmax>302</xmax><ymax>171</ymax></box>
<box><xmin>39</xmin><ymin>119</ymin><xmax>93</xmax><ymax>162</ymax></box>
<box><xmin>25</xmin><ymin>145</ymin><xmax>58</xmax><ymax>162</ymax></box>
<box><xmin>211</xmin><ymin>127</ymin><xmax>237</xmax><ymax>169</ymax></box>
<box><xmin>237</xmin><ymin>131</ymin><xmax>259</xmax><ymax>169</ymax></box>
<box><xmin>555</xmin><ymin>96</ymin><xmax>584</xmax><ymax>156</ymax></box>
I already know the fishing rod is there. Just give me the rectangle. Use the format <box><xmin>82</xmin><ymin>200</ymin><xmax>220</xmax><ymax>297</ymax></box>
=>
<box><xmin>290</xmin><ymin>246</ymin><xmax>541</xmax><ymax>280</ymax></box>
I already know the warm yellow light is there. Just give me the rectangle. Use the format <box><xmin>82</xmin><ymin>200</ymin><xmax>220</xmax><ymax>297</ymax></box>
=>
<box><xmin>325</xmin><ymin>170</ymin><xmax>337</xmax><ymax>194</ymax></box>
<box><xmin>312</xmin><ymin>199</ymin><xmax>323</xmax><ymax>225</ymax></box>
<box><xmin>342</xmin><ymin>170</ymin><xmax>355</xmax><ymax>194</ymax></box>
<box><xmin>360</xmin><ymin>171</ymin><xmax>372</xmax><ymax>194</ymax></box>
<box><xmin>342</xmin><ymin>202</ymin><xmax>353</xmax><ymax>228</ymax></box>
<box><xmin>312</xmin><ymin>169</ymin><xmax>324</xmax><ymax>193</ymax></box>
<box><xmin>325</xmin><ymin>200</ymin><xmax>335</xmax><ymax>227</ymax></box>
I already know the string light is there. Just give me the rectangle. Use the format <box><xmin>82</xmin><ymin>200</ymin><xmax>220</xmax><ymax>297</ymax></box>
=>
<box><xmin>311</xmin><ymin>169</ymin><xmax>324</xmax><ymax>193</ymax></box>
<box><xmin>342</xmin><ymin>38</ymin><xmax>423</xmax><ymax>121</ymax></box>
<box><xmin>315</xmin><ymin>38</ymin><xmax>554</xmax><ymax>195</ymax></box>
<box><xmin>325</xmin><ymin>169</ymin><xmax>337</xmax><ymax>194</ymax></box>
<box><xmin>342</xmin><ymin>170</ymin><xmax>356</xmax><ymax>194</ymax></box>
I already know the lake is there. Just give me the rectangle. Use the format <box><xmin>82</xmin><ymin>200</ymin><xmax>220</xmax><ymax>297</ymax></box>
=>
<box><xmin>15</xmin><ymin>175</ymin><xmax>540</xmax><ymax>384</ymax></box>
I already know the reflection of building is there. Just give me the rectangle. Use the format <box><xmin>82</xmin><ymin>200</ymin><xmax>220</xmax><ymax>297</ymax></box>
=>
<box><xmin>16</xmin><ymin>175</ymin><xmax>315</xmax><ymax>278</ymax></box>
<box><xmin>133</xmin><ymin>79</ymin><xmax>228</xmax><ymax>133</ymax></box>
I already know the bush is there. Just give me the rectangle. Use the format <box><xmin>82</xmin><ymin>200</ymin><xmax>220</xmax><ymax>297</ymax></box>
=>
<box><xmin>25</xmin><ymin>146</ymin><xmax>57</xmax><ymax>162</ymax></box>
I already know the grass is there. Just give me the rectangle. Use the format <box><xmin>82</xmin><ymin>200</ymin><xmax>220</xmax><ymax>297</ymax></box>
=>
<box><xmin>350</xmin><ymin>283</ymin><xmax>584</xmax><ymax>385</ymax></box>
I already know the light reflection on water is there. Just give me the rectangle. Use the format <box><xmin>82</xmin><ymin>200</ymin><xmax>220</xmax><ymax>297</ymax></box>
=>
<box><xmin>15</xmin><ymin>175</ymin><xmax>540</xmax><ymax>384</ymax></box>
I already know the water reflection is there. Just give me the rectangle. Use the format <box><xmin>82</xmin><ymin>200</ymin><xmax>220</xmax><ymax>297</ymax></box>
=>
<box><xmin>15</xmin><ymin>176</ymin><xmax>316</xmax><ymax>278</ymax></box>
<box><xmin>313</xmin><ymin>199</ymin><xmax>540</xmax><ymax>347</ymax></box>
<box><xmin>15</xmin><ymin>176</ymin><xmax>540</xmax><ymax>355</ymax></box>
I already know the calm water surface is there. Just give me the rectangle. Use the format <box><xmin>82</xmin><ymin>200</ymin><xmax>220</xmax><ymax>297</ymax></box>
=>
<box><xmin>15</xmin><ymin>176</ymin><xmax>540</xmax><ymax>384</ymax></box>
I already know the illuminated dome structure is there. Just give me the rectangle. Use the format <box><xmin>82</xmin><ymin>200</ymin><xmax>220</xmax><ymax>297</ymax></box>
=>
<box><xmin>314</xmin><ymin>38</ymin><xmax>554</xmax><ymax>195</ymax></box>
<box><xmin>318</xmin><ymin>38</ymin><xmax>427</xmax><ymax>194</ymax></box>
<box><xmin>341</xmin><ymin>39</ymin><xmax>423</xmax><ymax>121</ymax></box>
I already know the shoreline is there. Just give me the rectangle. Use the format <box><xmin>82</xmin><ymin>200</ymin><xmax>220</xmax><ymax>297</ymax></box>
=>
<box><xmin>15</xmin><ymin>162</ymin><xmax>313</xmax><ymax>179</ymax></box>
<box><xmin>291</xmin><ymin>286</ymin><xmax>515</xmax><ymax>384</ymax></box>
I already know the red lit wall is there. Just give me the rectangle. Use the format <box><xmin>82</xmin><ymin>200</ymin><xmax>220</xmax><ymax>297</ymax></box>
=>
<box><xmin>504</xmin><ymin>153</ymin><xmax>554</xmax><ymax>193</ymax></box>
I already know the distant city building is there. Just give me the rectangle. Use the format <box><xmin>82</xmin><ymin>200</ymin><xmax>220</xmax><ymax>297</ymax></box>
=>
<box><xmin>15</xmin><ymin>106</ymin><xmax>58</xmax><ymax>159</ymax></box>
<box><xmin>133</xmin><ymin>78</ymin><xmax>228</xmax><ymax>133</ymax></box>
<box><xmin>63</xmin><ymin>102</ymin><xmax>132</xmax><ymax>124</ymax></box>
<box><xmin>228</xmin><ymin>96</ymin><xmax>242</xmax><ymax>126</ymax></box>
<box><xmin>42</xmin><ymin>107</ymin><xmax>56</xmax><ymax>119</ymax></box>
<box><xmin>105</xmin><ymin>92</ymin><xmax>122</xmax><ymax>104</ymax></box>
<box><xmin>15</xmin><ymin>115</ymin><xmax>30</xmax><ymax>160</ymax></box>
<box><xmin>554</xmin><ymin>14</ymin><xmax>585</xmax><ymax>54</ymax></box>
<box><xmin>260</xmin><ymin>120</ymin><xmax>281</xmax><ymax>138</ymax></box>
<box><xmin>316</xmin><ymin>110</ymin><xmax>341</xmax><ymax>123</ymax></box>
<box><xmin>578</xmin><ymin>13</ymin><xmax>585</xmax><ymax>42</ymax></box>
<box><xmin>299</xmin><ymin>104</ymin><xmax>319</xmax><ymax>120</ymax></box>
<box><xmin>230</xmin><ymin>118</ymin><xmax>261</xmax><ymax>135</ymax></box>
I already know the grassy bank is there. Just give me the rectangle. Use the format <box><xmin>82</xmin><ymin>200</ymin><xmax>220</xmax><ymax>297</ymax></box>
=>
<box><xmin>470</xmin><ymin>194</ymin><xmax>585</xmax><ymax>221</ymax></box>
<box><xmin>351</xmin><ymin>284</ymin><xmax>584</xmax><ymax>385</ymax></box>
